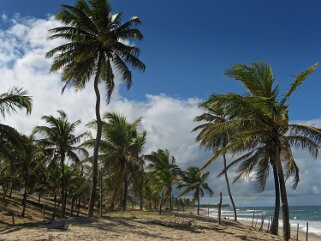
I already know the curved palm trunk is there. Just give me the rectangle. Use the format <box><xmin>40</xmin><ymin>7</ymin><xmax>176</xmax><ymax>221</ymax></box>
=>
<box><xmin>159</xmin><ymin>187</ymin><xmax>165</xmax><ymax>215</ymax></box>
<box><xmin>122</xmin><ymin>178</ymin><xmax>128</xmax><ymax>211</ymax></box>
<box><xmin>197</xmin><ymin>191</ymin><xmax>200</xmax><ymax>215</ymax></box>
<box><xmin>9</xmin><ymin>183</ymin><xmax>13</xmax><ymax>198</ymax></box>
<box><xmin>275</xmin><ymin>143</ymin><xmax>290</xmax><ymax>241</ymax></box>
<box><xmin>60</xmin><ymin>152</ymin><xmax>66</xmax><ymax>218</ymax></box>
<box><xmin>88</xmin><ymin>69</ymin><xmax>103</xmax><ymax>217</ymax></box>
<box><xmin>270</xmin><ymin>163</ymin><xmax>280</xmax><ymax>235</ymax></box>
<box><xmin>99</xmin><ymin>167</ymin><xmax>103</xmax><ymax>217</ymax></box>
<box><xmin>21</xmin><ymin>188</ymin><xmax>27</xmax><ymax>217</ymax></box>
<box><xmin>139</xmin><ymin>174</ymin><xmax>144</xmax><ymax>211</ymax></box>
<box><xmin>168</xmin><ymin>186</ymin><xmax>172</xmax><ymax>212</ymax></box>
<box><xmin>223</xmin><ymin>154</ymin><xmax>237</xmax><ymax>221</ymax></box>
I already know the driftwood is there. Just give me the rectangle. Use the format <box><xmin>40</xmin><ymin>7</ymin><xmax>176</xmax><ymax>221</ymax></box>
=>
<box><xmin>149</xmin><ymin>220</ymin><xmax>200</xmax><ymax>233</ymax></box>
<box><xmin>46</xmin><ymin>220</ymin><xmax>69</xmax><ymax>230</ymax></box>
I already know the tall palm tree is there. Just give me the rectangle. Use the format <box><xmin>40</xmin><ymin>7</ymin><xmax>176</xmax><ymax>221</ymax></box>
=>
<box><xmin>33</xmin><ymin>110</ymin><xmax>88</xmax><ymax>218</ymax></box>
<box><xmin>83</xmin><ymin>112</ymin><xmax>146</xmax><ymax>211</ymax></box>
<box><xmin>46</xmin><ymin>0</ymin><xmax>145</xmax><ymax>216</ymax></box>
<box><xmin>177</xmin><ymin>167</ymin><xmax>213</xmax><ymax>215</ymax></box>
<box><xmin>194</xmin><ymin>104</ymin><xmax>237</xmax><ymax>221</ymax></box>
<box><xmin>145</xmin><ymin>149</ymin><xmax>182</xmax><ymax>215</ymax></box>
<box><xmin>200</xmin><ymin>62</ymin><xmax>321</xmax><ymax>241</ymax></box>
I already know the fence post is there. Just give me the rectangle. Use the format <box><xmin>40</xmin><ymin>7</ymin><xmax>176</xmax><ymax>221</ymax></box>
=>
<box><xmin>296</xmin><ymin>223</ymin><xmax>299</xmax><ymax>240</ymax></box>
<box><xmin>255</xmin><ymin>215</ymin><xmax>259</xmax><ymax>228</ymax></box>
<box><xmin>207</xmin><ymin>203</ymin><xmax>209</xmax><ymax>217</ymax></box>
<box><xmin>12</xmin><ymin>215</ymin><xmax>15</xmax><ymax>225</ymax></box>
<box><xmin>259</xmin><ymin>215</ymin><xmax>265</xmax><ymax>231</ymax></box>
<box><xmin>306</xmin><ymin>222</ymin><xmax>308</xmax><ymax>241</ymax></box>
<box><xmin>267</xmin><ymin>218</ymin><xmax>270</xmax><ymax>232</ymax></box>
<box><xmin>251</xmin><ymin>209</ymin><xmax>256</xmax><ymax>227</ymax></box>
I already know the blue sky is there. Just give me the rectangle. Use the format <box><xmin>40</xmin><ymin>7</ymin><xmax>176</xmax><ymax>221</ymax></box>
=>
<box><xmin>2</xmin><ymin>0</ymin><xmax>321</xmax><ymax>120</ymax></box>
<box><xmin>1</xmin><ymin>0</ymin><xmax>321</xmax><ymax>207</ymax></box>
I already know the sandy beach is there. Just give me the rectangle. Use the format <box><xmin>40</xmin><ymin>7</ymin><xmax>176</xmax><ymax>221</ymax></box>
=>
<box><xmin>1</xmin><ymin>211</ymin><xmax>317</xmax><ymax>241</ymax></box>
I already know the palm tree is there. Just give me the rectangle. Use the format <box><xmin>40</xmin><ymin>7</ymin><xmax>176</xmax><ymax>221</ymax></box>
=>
<box><xmin>145</xmin><ymin>149</ymin><xmax>182</xmax><ymax>215</ymax></box>
<box><xmin>46</xmin><ymin>0</ymin><xmax>145</xmax><ymax>216</ymax></box>
<box><xmin>33</xmin><ymin>110</ymin><xmax>88</xmax><ymax>218</ymax></box>
<box><xmin>83</xmin><ymin>112</ymin><xmax>146</xmax><ymax>211</ymax></box>
<box><xmin>200</xmin><ymin>62</ymin><xmax>321</xmax><ymax>241</ymax></box>
<box><xmin>15</xmin><ymin>134</ymin><xmax>44</xmax><ymax>217</ymax></box>
<box><xmin>0</xmin><ymin>87</ymin><xmax>32</xmax><ymax>157</ymax></box>
<box><xmin>194</xmin><ymin>104</ymin><xmax>237</xmax><ymax>220</ymax></box>
<box><xmin>177</xmin><ymin>167</ymin><xmax>213</xmax><ymax>215</ymax></box>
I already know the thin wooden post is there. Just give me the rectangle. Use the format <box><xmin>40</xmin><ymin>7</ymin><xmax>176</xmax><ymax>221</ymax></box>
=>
<box><xmin>251</xmin><ymin>209</ymin><xmax>256</xmax><ymax>227</ymax></box>
<box><xmin>306</xmin><ymin>222</ymin><xmax>308</xmax><ymax>241</ymax></box>
<box><xmin>207</xmin><ymin>203</ymin><xmax>209</xmax><ymax>217</ymax></box>
<box><xmin>259</xmin><ymin>215</ymin><xmax>265</xmax><ymax>231</ymax></box>
<box><xmin>12</xmin><ymin>215</ymin><xmax>15</xmax><ymax>225</ymax></box>
<box><xmin>254</xmin><ymin>215</ymin><xmax>259</xmax><ymax>228</ymax></box>
<box><xmin>218</xmin><ymin>192</ymin><xmax>222</xmax><ymax>225</ymax></box>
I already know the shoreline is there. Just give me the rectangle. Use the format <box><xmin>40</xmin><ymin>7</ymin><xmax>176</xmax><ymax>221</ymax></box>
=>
<box><xmin>199</xmin><ymin>208</ymin><xmax>321</xmax><ymax>241</ymax></box>
<box><xmin>240</xmin><ymin>219</ymin><xmax>321</xmax><ymax>241</ymax></box>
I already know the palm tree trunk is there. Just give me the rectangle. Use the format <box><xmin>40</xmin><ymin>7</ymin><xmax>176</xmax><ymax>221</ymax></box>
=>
<box><xmin>21</xmin><ymin>187</ymin><xmax>27</xmax><ymax>217</ymax></box>
<box><xmin>223</xmin><ymin>154</ymin><xmax>237</xmax><ymax>221</ymax></box>
<box><xmin>53</xmin><ymin>192</ymin><xmax>57</xmax><ymax>209</ymax></box>
<box><xmin>88</xmin><ymin>71</ymin><xmax>103</xmax><ymax>217</ymax></box>
<box><xmin>38</xmin><ymin>191</ymin><xmax>41</xmax><ymax>204</ymax></box>
<box><xmin>122</xmin><ymin>178</ymin><xmax>128</xmax><ymax>211</ymax></box>
<box><xmin>77</xmin><ymin>197</ymin><xmax>81</xmax><ymax>217</ymax></box>
<box><xmin>60</xmin><ymin>151</ymin><xmax>66</xmax><ymax>218</ymax></box>
<box><xmin>159</xmin><ymin>188</ymin><xmax>165</xmax><ymax>215</ymax></box>
<box><xmin>270</xmin><ymin>163</ymin><xmax>280</xmax><ymax>235</ymax></box>
<box><xmin>168</xmin><ymin>186</ymin><xmax>172</xmax><ymax>212</ymax></box>
<box><xmin>9</xmin><ymin>183</ymin><xmax>13</xmax><ymax>198</ymax></box>
<box><xmin>3</xmin><ymin>183</ymin><xmax>8</xmax><ymax>198</ymax></box>
<box><xmin>99</xmin><ymin>167</ymin><xmax>103</xmax><ymax>217</ymax></box>
<box><xmin>275</xmin><ymin>144</ymin><xmax>290</xmax><ymax>241</ymax></box>
<box><xmin>70</xmin><ymin>196</ymin><xmax>75</xmax><ymax>217</ymax></box>
<box><xmin>52</xmin><ymin>191</ymin><xmax>57</xmax><ymax>219</ymax></box>
<box><xmin>197</xmin><ymin>192</ymin><xmax>200</xmax><ymax>215</ymax></box>
<box><xmin>139</xmin><ymin>175</ymin><xmax>144</xmax><ymax>211</ymax></box>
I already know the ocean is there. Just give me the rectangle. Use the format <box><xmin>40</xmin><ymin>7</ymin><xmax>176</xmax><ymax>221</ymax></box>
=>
<box><xmin>208</xmin><ymin>206</ymin><xmax>321</xmax><ymax>236</ymax></box>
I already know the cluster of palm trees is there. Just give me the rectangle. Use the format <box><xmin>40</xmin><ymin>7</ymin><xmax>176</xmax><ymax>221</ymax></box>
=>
<box><xmin>194</xmin><ymin>61</ymin><xmax>321</xmax><ymax>241</ymax></box>
<box><xmin>0</xmin><ymin>88</ymin><xmax>213</xmax><ymax>219</ymax></box>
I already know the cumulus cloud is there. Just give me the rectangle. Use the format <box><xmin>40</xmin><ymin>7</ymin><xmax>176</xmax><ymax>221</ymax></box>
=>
<box><xmin>1</xmin><ymin>15</ymin><xmax>321</xmax><ymax>207</ymax></box>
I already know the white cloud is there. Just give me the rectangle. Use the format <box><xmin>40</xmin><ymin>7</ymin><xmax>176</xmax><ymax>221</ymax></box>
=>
<box><xmin>1</xmin><ymin>13</ymin><xmax>8</xmax><ymax>23</ymax></box>
<box><xmin>1</xmin><ymin>15</ymin><xmax>321</xmax><ymax>207</ymax></box>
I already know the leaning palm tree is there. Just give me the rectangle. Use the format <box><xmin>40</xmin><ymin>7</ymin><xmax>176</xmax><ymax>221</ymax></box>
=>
<box><xmin>200</xmin><ymin>62</ymin><xmax>321</xmax><ymax>241</ymax></box>
<box><xmin>0</xmin><ymin>87</ymin><xmax>32</xmax><ymax>157</ymax></box>
<box><xmin>33</xmin><ymin>110</ymin><xmax>89</xmax><ymax>218</ymax></box>
<box><xmin>145</xmin><ymin>149</ymin><xmax>182</xmax><ymax>215</ymax></box>
<box><xmin>177</xmin><ymin>167</ymin><xmax>213</xmax><ymax>215</ymax></box>
<box><xmin>194</xmin><ymin>104</ymin><xmax>237</xmax><ymax>220</ymax></box>
<box><xmin>46</xmin><ymin>0</ymin><xmax>145</xmax><ymax>216</ymax></box>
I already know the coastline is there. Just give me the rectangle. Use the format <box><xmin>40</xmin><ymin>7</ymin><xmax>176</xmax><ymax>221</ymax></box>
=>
<box><xmin>239</xmin><ymin>219</ymin><xmax>321</xmax><ymax>241</ymax></box>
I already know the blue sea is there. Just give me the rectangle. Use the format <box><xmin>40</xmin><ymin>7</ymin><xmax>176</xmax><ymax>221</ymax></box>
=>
<box><xmin>208</xmin><ymin>206</ymin><xmax>321</xmax><ymax>236</ymax></box>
